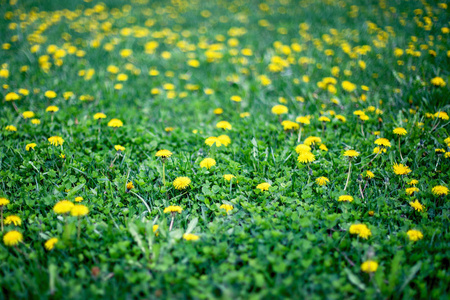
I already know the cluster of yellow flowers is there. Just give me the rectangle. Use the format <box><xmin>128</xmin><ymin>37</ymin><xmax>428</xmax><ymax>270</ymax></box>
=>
<box><xmin>1</xmin><ymin>0</ymin><xmax>449</xmax><ymax>285</ymax></box>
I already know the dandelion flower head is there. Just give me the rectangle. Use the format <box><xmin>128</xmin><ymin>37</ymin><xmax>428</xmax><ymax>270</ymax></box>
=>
<box><xmin>164</xmin><ymin>205</ymin><xmax>183</xmax><ymax>214</ymax></box>
<box><xmin>200</xmin><ymin>158</ymin><xmax>216</xmax><ymax>169</ymax></box>
<box><xmin>407</xmin><ymin>229</ymin><xmax>423</xmax><ymax>242</ymax></box>
<box><xmin>173</xmin><ymin>177</ymin><xmax>191</xmax><ymax>190</ymax></box>
<box><xmin>3</xmin><ymin>230</ymin><xmax>23</xmax><ymax>246</ymax></box>
<box><xmin>256</xmin><ymin>182</ymin><xmax>271</xmax><ymax>191</ymax></box>
<box><xmin>53</xmin><ymin>200</ymin><xmax>74</xmax><ymax>214</ymax></box>
<box><xmin>71</xmin><ymin>204</ymin><xmax>89</xmax><ymax>217</ymax></box>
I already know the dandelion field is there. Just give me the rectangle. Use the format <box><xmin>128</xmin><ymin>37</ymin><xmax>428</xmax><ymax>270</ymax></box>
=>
<box><xmin>1</xmin><ymin>0</ymin><xmax>450</xmax><ymax>298</ymax></box>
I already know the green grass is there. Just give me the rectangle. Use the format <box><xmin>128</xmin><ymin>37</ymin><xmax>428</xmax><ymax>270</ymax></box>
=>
<box><xmin>0</xmin><ymin>0</ymin><xmax>449</xmax><ymax>298</ymax></box>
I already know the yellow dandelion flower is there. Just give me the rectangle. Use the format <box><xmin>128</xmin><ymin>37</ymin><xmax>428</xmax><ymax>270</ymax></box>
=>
<box><xmin>94</xmin><ymin>112</ymin><xmax>106</xmax><ymax>120</ymax></box>
<box><xmin>405</xmin><ymin>187</ymin><xmax>419</xmax><ymax>195</ymax></box>
<box><xmin>164</xmin><ymin>205</ymin><xmax>183</xmax><ymax>213</ymax></box>
<box><xmin>359</xmin><ymin>114</ymin><xmax>369</xmax><ymax>121</ymax></box>
<box><xmin>5</xmin><ymin>92</ymin><xmax>20</xmax><ymax>101</ymax></box>
<box><xmin>31</xmin><ymin>119</ymin><xmax>40</xmax><ymax>125</ymax></box>
<box><xmin>361</xmin><ymin>260</ymin><xmax>378</xmax><ymax>273</ymax></box>
<box><xmin>430</xmin><ymin>77</ymin><xmax>446</xmax><ymax>87</ymax></box>
<box><xmin>216</xmin><ymin>121</ymin><xmax>232</xmax><ymax>130</ymax></box>
<box><xmin>173</xmin><ymin>177</ymin><xmax>191</xmax><ymax>190</ymax></box>
<box><xmin>349</xmin><ymin>224</ymin><xmax>372</xmax><ymax>239</ymax></box>
<box><xmin>409</xmin><ymin>200</ymin><xmax>424</xmax><ymax>212</ymax></box>
<box><xmin>374</xmin><ymin>138</ymin><xmax>391</xmax><ymax>147</ymax></box>
<box><xmin>108</xmin><ymin>119</ymin><xmax>123</xmax><ymax>128</ymax></box>
<box><xmin>230</xmin><ymin>95</ymin><xmax>242</xmax><ymax>102</ymax></box>
<box><xmin>281</xmin><ymin>120</ymin><xmax>299</xmax><ymax>130</ymax></box>
<box><xmin>45</xmin><ymin>238</ymin><xmax>58</xmax><ymax>250</ymax></box>
<box><xmin>431</xmin><ymin>185</ymin><xmax>448</xmax><ymax>196</ymax></box>
<box><xmin>335</xmin><ymin>115</ymin><xmax>347</xmax><ymax>122</ymax></box>
<box><xmin>342</xmin><ymin>81</ymin><xmax>356</xmax><ymax>92</ymax></box>
<box><xmin>0</xmin><ymin>198</ymin><xmax>10</xmax><ymax>206</ymax></box>
<box><xmin>223</xmin><ymin>174</ymin><xmax>236</xmax><ymax>181</ymax></box>
<box><xmin>217</xmin><ymin>135</ymin><xmax>231</xmax><ymax>146</ymax></box>
<box><xmin>319</xmin><ymin>144</ymin><xmax>328</xmax><ymax>151</ymax></box>
<box><xmin>315</xmin><ymin>177</ymin><xmax>329</xmax><ymax>186</ymax></box>
<box><xmin>22</xmin><ymin>111</ymin><xmax>35</xmax><ymax>119</ymax></box>
<box><xmin>155</xmin><ymin>149</ymin><xmax>173</xmax><ymax>158</ymax></box>
<box><xmin>3</xmin><ymin>230</ymin><xmax>23</xmax><ymax>246</ymax></box>
<box><xmin>220</xmin><ymin>204</ymin><xmax>233</xmax><ymax>213</ymax></box>
<box><xmin>338</xmin><ymin>195</ymin><xmax>353</xmax><ymax>202</ymax></box>
<box><xmin>393</xmin><ymin>163</ymin><xmax>411</xmax><ymax>175</ymax></box>
<box><xmin>318</xmin><ymin>116</ymin><xmax>330</xmax><ymax>122</ymax></box>
<box><xmin>296</xmin><ymin>116</ymin><xmax>310</xmax><ymax>125</ymax></box>
<box><xmin>205</xmin><ymin>137</ymin><xmax>222</xmax><ymax>147</ymax></box>
<box><xmin>295</xmin><ymin>144</ymin><xmax>311</xmax><ymax>154</ymax></box>
<box><xmin>364</xmin><ymin>170</ymin><xmax>375</xmax><ymax>179</ymax></box>
<box><xmin>434</xmin><ymin>111</ymin><xmax>449</xmax><ymax>120</ymax></box>
<box><xmin>71</xmin><ymin>204</ymin><xmax>89</xmax><ymax>217</ymax></box>
<box><xmin>53</xmin><ymin>200</ymin><xmax>74</xmax><ymax>214</ymax></box>
<box><xmin>46</xmin><ymin>105</ymin><xmax>59</xmax><ymax>112</ymax></box>
<box><xmin>373</xmin><ymin>146</ymin><xmax>386</xmax><ymax>154</ymax></box>
<box><xmin>183</xmin><ymin>233</ymin><xmax>199</xmax><ymax>241</ymax></box>
<box><xmin>114</xmin><ymin>145</ymin><xmax>125</xmax><ymax>152</ymax></box>
<box><xmin>48</xmin><ymin>136</ymin><xmax>64</xmax><ymax>146</ymax></box>
<box><xmin>343</xmin><ymin>150</ymin><xmax>359</xmax><ymax>157</ymax></box>
<box><xmin>271</xmin><ymin>105</ymin><xmax>288</xmax><ymax>115</ymax></box>
<box><xmin>75</xmin><ymin>197</ymin><xmax>83</xmax><ymax>202</ymax></box>
<box><xmin>304</xmin><ymin>136</ymin><xmax>321</xmax><ymax>146</ymax></box>
<box><xmin>153</xmin><ymin>225</ymin><xmax>159</xmax><ymax>236</ymax></box>
<box><xmin>393</xmin><ymin>127</ymin><xmax>407</xmax><ymax>135</ymax></box>
<box><xmin>5</xmin><ymin>125</ymin><xmax>17</xmax><ymax>132</ymax></box>
<box><xmin>126</xmin><ymin>182</ymin><xmax>134</xmax><ymax>190</ymax></box>
<box><xmin>256</xmin><ymin>182</ymin><xmax>271</xmax><ymax>191</ymax></box>
<box><xmin>213</xmin><ymin>108</ymin><xmax>223</xmax><ymax>115</ymax></box>
<box><xmin>200</xmin><ymin>158</ymin><xmax>216</xmax><ymax>169</ymax></box>
<box><xmin>297</xmin><ymin>151</ymin><xmax>315</xmax><ymax>163</ymax></box>
<box><xmin>4</xmin><ymin>215</ymin><xmax>21</xmax><ymax>226</ymax></box>
<box><xmin>406</xmin><ymin>229</ymin><xmax>423</xmax><ymax>242</ymax></box>
<box><xmin>44</xmin><ymin>90</ymin><xmax>57</xmax><ymax>99</ymax></box>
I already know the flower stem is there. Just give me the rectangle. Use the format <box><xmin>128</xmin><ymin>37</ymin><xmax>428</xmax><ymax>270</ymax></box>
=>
<box><xmin>77</xmin><ymin>217</ymin><xmax>81</xmax><ymax>240</ymax></box>
<box><xmin>1</xmin><ymin>207</ymin><xmax>3</xmax><ymax>232</ymax></box>
<box><xmin>398</xmin><ymin>136</ymin><xmax>403</xmax><ymax>161</ymax></box>
<box><xmin>359</xmin><ymin>182</ymin><xmax>365</xmax><ymax>200</ymax></box>
<box><xmin>162</xmin><ymin>162</ymin><xmax>166</xmax><ymax>186</ymax></box>
<box><xmin>344</xmin><ymin>161</ymin><xmax>352</xmax><ymax>191</ymax></box>
<box><xmin>97</xmin><ymin>120</ymin><xmax>101</xmax><ymax>141</ymax></box>
<box><xmin>11</xmin><ymin>102</ymin><xmax>19</xmax><ymax>113</ymax></box>
<box><xmin>169</xmin><ymin>214</ymin><xmax>174</xmax><ymax>231</ymax></box>
<box><xmin>109</xmin><ymin>153</ymin><xmax>118</xmax><ymax>168</ymax></box>
<box><xmin>366</xmin><ymin>148</ymin><xmax>381</xmax><ymax>167</ymax></box>
<box><xmin>297</xmin><ymin>127</ymin><xmax>302</xmax><ymax>143</ymax></box>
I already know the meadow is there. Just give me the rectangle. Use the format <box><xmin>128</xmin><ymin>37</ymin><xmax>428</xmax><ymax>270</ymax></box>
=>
<box><xmin>0</xmin><ymin>0</ymin><xmax>449</xmax><ymax>298</ymax></box>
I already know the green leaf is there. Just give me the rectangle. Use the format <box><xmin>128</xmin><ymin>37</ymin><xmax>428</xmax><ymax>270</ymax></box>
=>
<box><xmin>344</xmin><ymin>268</ymin><xmax>366</xmax><ymax>291</ymax></box>
<box><xmin>399</xmin><ymin>261</ymin><xmax>422</xmax><ymax>292</ymax></box>
<box><xmin>387</xmin><ymin>250</ymin><xmax>404</xmax><ymax>294</ymax></box>
<box><xmin>128</xmin><ymin>223</ymin><xmax>146</xmax><ymax>255</ymax></box>
<box><xmin>186</xmin><ymin>217</ymin><xmax>198</xmax><ymax>234</ymax></box>
<box><xmin>67</xmin><ymin>183</ymin><xmax>85</xmax><ymax>197</ymax></box>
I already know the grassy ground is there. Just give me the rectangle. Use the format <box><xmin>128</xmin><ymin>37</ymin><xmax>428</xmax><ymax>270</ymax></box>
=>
<box><xmin>0</xmin><ymin>0</ymin><xmax>449</xmax><ymax>298</ymax></box>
